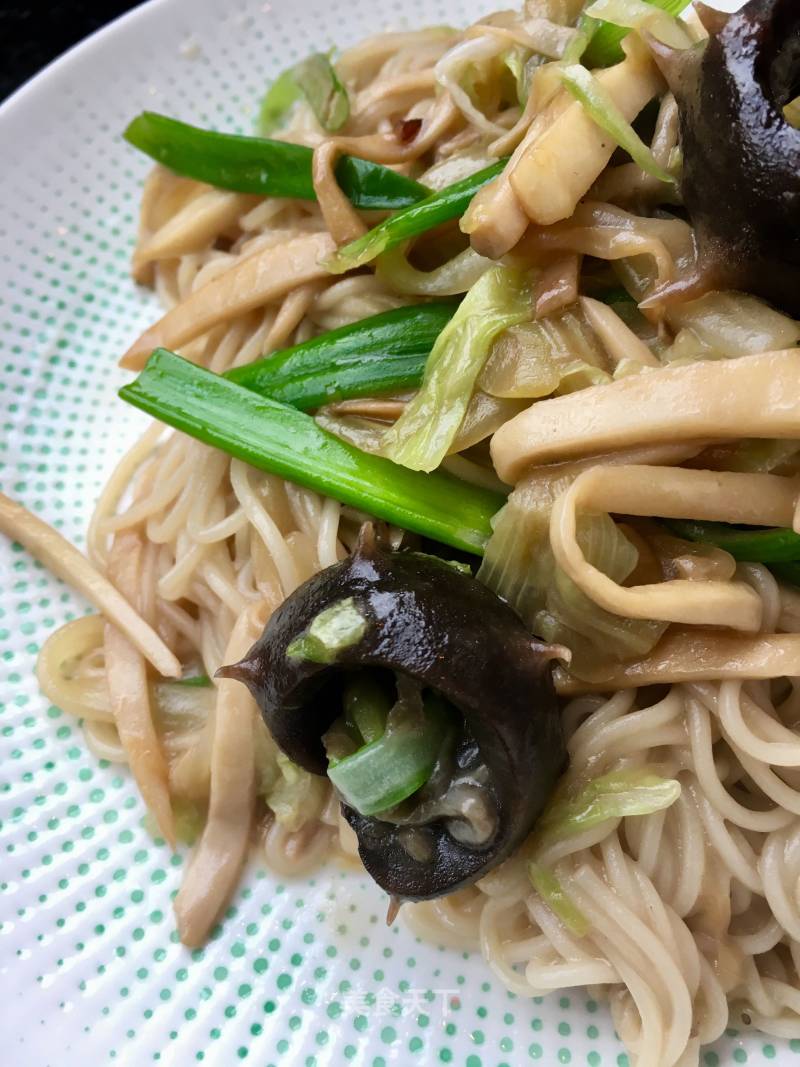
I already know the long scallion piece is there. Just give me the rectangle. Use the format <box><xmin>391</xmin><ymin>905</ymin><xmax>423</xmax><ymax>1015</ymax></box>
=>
<box><xmin>124</xmin><ymin>112</ymin><xmax>428</xmax><ymax>211</ymax></box>
<box><xmin>583</xmin><ymin>0</ymin><xmax>692</xmax><ymax>68</ymax></box>
<box><xmin>120</xmin><ymin>349</ymin><xmax>503</xmax><ymax>555</ymax></box>
<box><xmin>665</xmin><ymin>520</ymin><xmax>800</xmax><ymax>563</ymax></box>
<box><xmin>324</xmin><ymin>158</ymin><xmax>509</xmax><ymax>274</ymax></box>
<box><xmin>226</xmin><ymin>302</ymin><xmax>455</xmax><ymax>409</ymax></box>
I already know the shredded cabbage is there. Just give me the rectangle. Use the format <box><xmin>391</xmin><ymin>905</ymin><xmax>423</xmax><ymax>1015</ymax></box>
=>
<box><xmin>258</xmin><ymin>67</ymin><xmax>303</xmax><ymax>135</ymax></box>
<box><xmin>478</xmin><ymin>306</ymin><xmax>611</xmax><ymax>399</ymax></box>
<box><xmin>382</xmin><ymin>266</ymin><xmax>533</xmax><ymax>472</ymax></box>
<box><xmin>560</xmin><ymin>63</ymin><xmax>676</xmax><ymax>184</ymax></box>
<box><xmin>265</xmin><ymin>751</ymin><xmax>328</xmax><ymax>832</ymax></box>
<box><xmin>259</xmin><ymin>53</ymin><xmax>349</xmax><ymax>135</ymax></box>
<box><xmin>375</xmin><ymin>243</ymin><xmax>492</xmax><ymax>296</ymax></box>
<box><xmin>663</xmin><ymin>291</ymin><xmax>800</xmax><ymax>364</ymax></box>
<box><xmin>478</xmin><ymin>474</ymin><xmax>666</xmax><ymax>677</ymax></box>
<box><xmin>535</xmin><ymin>769</ymin><xmax>682</xmax><ymax>847</ymax></box>
<box><xmin>584</xmin><ymin>0</ymin><xmax>693</xmax><ymax>50</ymax></box>
<box><xmin>528</xmin><ymin>864</ymin><xmax>590</xmax><ymax>936</ymax></box>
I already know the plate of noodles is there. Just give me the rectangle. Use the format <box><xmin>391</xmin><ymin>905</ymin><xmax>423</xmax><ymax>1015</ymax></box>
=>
<box><xmin>6</xmin><ymin>0</ymin><xmax>800</xmax><ymax>1063</ymax></box>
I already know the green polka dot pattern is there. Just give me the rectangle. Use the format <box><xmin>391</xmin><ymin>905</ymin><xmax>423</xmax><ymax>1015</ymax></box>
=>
<box><xmin>0</xmin><ymin>0</ymin><xmax>785</xmax><ymax>1064</ymax></box>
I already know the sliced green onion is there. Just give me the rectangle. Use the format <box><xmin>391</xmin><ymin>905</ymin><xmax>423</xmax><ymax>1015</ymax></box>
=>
<box><xmin>528</xmin><ymin>864</ymin><xmax>590</xmax><ymax>937</ymax></box>
<box><xmin>382</xmin><ymin>265</ymin><xmax>533</xmax><ymax>473</ymax></box>
<box><xmin>343</xmin><ymin>674</ymin><xmax>392</xmax><ymax>746</ymax></box>
<box><xmin>324</xmin><ymin>158</ymin><xmax>509</xmax><ymax>274</ymax></box>
<box><xmin>119</xmin><ymin>349</ymin><xmax>504</xmax><ymax>555</ymax></box>
<box><xmin>560</xmin><ymin>64</ymin><xmax>676</xmax><ymax>183</ymax></box>
<box><xmin>327</xmin><ymin>692</ymin><xmax>453</xmax><ymax>816</ymax></box>
<box><xmin>226</xmin><ymin>303</ymin><xmax>456</xmax><ymax>410</ymax></box>
<box><xmin>124</xmin><ymin>112</ymin><xmax>428</xmax><ymax>211</ymax></box>
<box><xmin>664</xmin><ymin>520</ymin><xmax>800</xmax><ymax>563</ymax></box>
<box><xmin>258</xmin><ymin>67</ymin><xmax>302</xmax><ymax>135</ymax></box>
<box><xmin>286</xmin><ymin>598</ymin><xmax>367</xmax><ymax>664</ymax></box>
<box><xmin>583</xmin><ymin>0</ymin><xmax>692</xmax><ymax>68</ymax></box>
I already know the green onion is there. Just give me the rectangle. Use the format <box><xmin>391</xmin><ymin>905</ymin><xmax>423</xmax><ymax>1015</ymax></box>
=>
<box><xmin>123</xmin><ymin>112</ymin><xmax>428</xmax><ymax>211</ymax></box>
<box><xmin>665</xmin><ymin>520</ymin><xmax>800</xmax><ymax>563</ymax></box>
<box><xmin>327</xmin><ymin>692</ymin><xmax>453</xmax><ymax>815</ymax></box>
<box><xmin>583</xmin><ymin>0</ymin><xmax>692</xmax><ymax>68</ymax></box>
<box><xmin>119</xmin><ymin>349</ymin><xmax>503</xmax><ymax>555</ymax></box>
<box><xmin>343</xmin><ymin>674</ymin><xmax>392</xmax><ymax>746</ymax></box>
<box><xmin>324</xmin><ymin>158</ymin><xmax>509</xmax><ymax>274</ymax></box>
<box><xmin>560</xmin><ymin>64</ymin><xmax>676</xmax><ymax>183</ymax></box>
<box><xmin>286</xmin><ymin>598</ymin><xmax>367</xmax><ymax>664</ymax></box>
<box><xmin>226</xmin><ymin>302</ymin><xmax>456</xmax><ymax>409</ymax></box>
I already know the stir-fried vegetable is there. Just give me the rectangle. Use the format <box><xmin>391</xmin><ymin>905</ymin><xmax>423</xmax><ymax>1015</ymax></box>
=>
<box><xmin>583</xmin><ymin>0</ymin><xmax>692</xmax><ymax>68</ymax></box>
<box><xmin>533</xmin><ymin>770</ymin><xmax>682</xmax><ymax>848</ymax></box>
<box><xmin>120</xmin><ymin>349</ymin><xmax>503</xmax><ymax>554</ymax></box>
<box><xmin>328</xmin><ymin>692</ymin><xmax>454</xmax><ymax>816</ymax></box>
<box><xmin>528</xmin><ymin>865</ymin><xmax>590</xmax><ymax>936</ymax></box>
<box><xmin>260</xmin><ymin>53</ymin><xmax>349</xmax><ymax>134</ymax></box>
<box><xmin>382</xmin><ymin>266</ymin><xmax>533</xmax><ymax>472</ymax></box>
<box><xmin>124</xmin><ymin>112</ymin><xmax>428</xmax><ymax>210</ymax></box>
<box><xmin>323</xmin><ymin>158</ymin><xmax>508</xmax><ymax>273</ymax></box>
<box><xmin>226</xmin><ymin>303</ymin><xmax>455</xmax><ymax>409</ymax></box>
<box><xmin>286</xmin><ymin>598</ymin><xmax>367</xmax><ymax>663</ymax></box>
<box><xmin>560</xmin><ymin>63</ymin><xmax>676</xmax><ymax>183</ymax></box>
<box><xmin>665</xmin><ymin>521</ymin><xmax>800</xmax><ymax>564</ymax></box>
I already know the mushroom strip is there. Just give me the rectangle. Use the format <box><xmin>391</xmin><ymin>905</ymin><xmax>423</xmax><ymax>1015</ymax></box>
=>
<box><xmin>121</xmin><ymin>231</ymin><xmax>335</xmax><ymax>369</ymax></box>
<box><xmin>218</xmin><ymin>525</ymin><xmax>566</xmax><ymax>904</ymax></box>
<box><xmin>491</xmin><ymin>349</ymin><xmax>800</xmax><ymax>482</ymax></box>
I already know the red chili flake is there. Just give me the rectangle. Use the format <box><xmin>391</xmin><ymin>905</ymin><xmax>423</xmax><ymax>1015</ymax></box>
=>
<box><xmin>396</xmin><ymin>118</ymin><xmax>422</xmax><ymax>144</ymax></box>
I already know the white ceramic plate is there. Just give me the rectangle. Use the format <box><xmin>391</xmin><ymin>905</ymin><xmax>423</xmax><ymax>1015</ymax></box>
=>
<box><xmin>0</xmin><ymin>1</ymin><xmax>773</xmax><ymax>1065</ymax></box>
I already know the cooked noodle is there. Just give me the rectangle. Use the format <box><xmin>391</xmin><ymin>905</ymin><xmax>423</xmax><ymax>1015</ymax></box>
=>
<box><xmin>16</xmin><ymin>7</ymin><xmax>800</xmax><ymax>1065</ymax></box>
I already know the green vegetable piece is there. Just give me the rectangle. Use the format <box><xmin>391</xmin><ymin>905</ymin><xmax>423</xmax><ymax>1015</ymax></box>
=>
<box><xmin>665</xmin><ymin>520</ymin><xmax>800</xmax><ymax>563</ymax></box>
<box><xmin>327</xmin><ymin>692</ymin><xmax>453</xmax><ymax>816</ymax></box>
<box><xmin>226</xmin><ymin>303</ymin><xmax>455</xmax><ymax>410</ymax></box>
<box><xmin>123</xmin><ymin>112</ymin><xmax>428</xmax><ymax>211</ymax></box>
<box><xmin>343</xmin><ymin>674</ymin><xmax>392</xmax><ymax>746</ymax></box>
<box><xmin>258</xmin><ymin>67</ymin><xmax>302</xmax><ymax>134</ymax></box>
<box><xmin>119</xmin><ymin>349</ymin><xmax>503</xmax><ymax>555</ymax></box>
<box><xmin>560</xmin><ymin>63</ymin><xmax>676</xmax><ymax>183</ymax></box>
<box><xmin>292</xmin><ymin>53</ymin><xmax>350</xmax><ymax>132</ymax></box>
<box><xmin>173</xmin><ymin>673</ymin><xmax>212</xmax><ymax>687</ymax></box>
<box><xmin>382</xmin><ymin>265</ymin><xmax>533</xmax><ymax>472</ymax></box>
<box><xmin>286</xmin><ymin>597</ymin><xmax>367</xmax><ymax>664</ymax></box>
<box><xmin>770</xmin><ymin>562</ymin><xmax>800</xmax><ymax>588</ymax></box>
<box><xmin>528</xmin><ymin>864</ymin><xmax>590</xmax><ymax>937</ymax></box>
<box><xmin>535</xmin><ymin>770</ymin><xmax>681</xmax><ymax>848</ymax></box>
<box><xmin>324</xmin><ymin>158</ymin><xmax>509</xmax><ymax>274</ymax></box>
<box><xmin>583</xmin><ymin>0</ymin><xmax>692</xmax><ymax>68</ymax></box>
